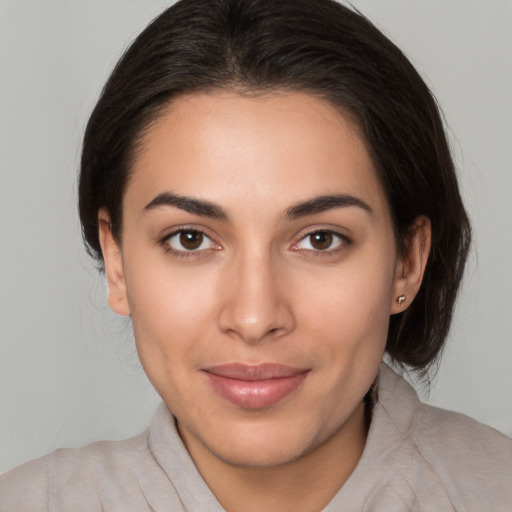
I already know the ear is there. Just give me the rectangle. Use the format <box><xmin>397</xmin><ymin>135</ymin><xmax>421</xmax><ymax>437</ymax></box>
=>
<box><xmin>98</xmin><ymin>209</ymin><xmax>131</xmax><ymax>317</ymax></box>
<box><xmin>391</xmin><ymin>216</ymin><xmax>431</xmax><ymax>314</ymax></box>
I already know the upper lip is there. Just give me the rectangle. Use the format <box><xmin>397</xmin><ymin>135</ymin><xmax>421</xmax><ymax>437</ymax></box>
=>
<box><xmin>203</xmin><ymin>363</ymin><xmax>308</xmax><ymax>381</ymax></box>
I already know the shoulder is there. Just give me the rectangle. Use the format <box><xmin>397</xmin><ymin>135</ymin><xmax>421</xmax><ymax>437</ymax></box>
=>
<box><xmin>412</xmin><ymin>401</ymin><xmax>512</xmax><ymax>497</ymax></box>
<box><xmin>0</xmin><ymin>405</ymin><xmax>198</xmax><ymax>512</ymax></box>
<box><xmin>0</xmin><ymin>432</ymin><xmax>154</xmax><ymax>512</ymax></box>
<box><xmin>0</xmin><ymin>453</ymin><xmax>50</xmax><ymax>512</ymax></box>
<box><xmin>414</xmin><ymin>399</ymin><xmax>511</xmax><ymax>458</ymax></box>
<box><xmin>377</xmin><ymin>364</ymin><xmax>512</xmax><ymax>509</ymax></box>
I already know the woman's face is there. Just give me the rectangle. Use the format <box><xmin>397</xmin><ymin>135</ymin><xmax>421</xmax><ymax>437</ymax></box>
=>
<box><xmin>100</xmin><ymin>92</ymin><xmax>420</xmax><ymax>467</ymax></box>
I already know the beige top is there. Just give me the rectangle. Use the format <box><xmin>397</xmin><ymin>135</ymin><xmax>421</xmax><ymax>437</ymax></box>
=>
<box><xmin>1</xmin><ymin>364</ymin><xmax>511</xmax><ymax>511</ymax></box>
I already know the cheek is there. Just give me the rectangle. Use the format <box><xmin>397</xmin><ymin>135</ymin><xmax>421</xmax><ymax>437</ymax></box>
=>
<box><xmin>300</xmin><ymin>292</ymin><xmax>390</xmax><ymax>372</ymax></box>
<box><xmin>299</xmin><ymin>260</ymin><xmax>394</xmax><ymax>334</ymax></box>
<box><xmin>292</xmin><ymin>254</ymin><xmax>396</xmax><ymax>381</ymax></box>
<box><xmin>124</xmin><ymin>258</ymin><xmax>221</xmax><ymax>370</ymax></box>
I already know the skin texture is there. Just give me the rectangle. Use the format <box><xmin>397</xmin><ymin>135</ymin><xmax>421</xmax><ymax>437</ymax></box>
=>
<box><xmin>99</xmin><ymin>92</ymin><xmax>430</xmax><ymax>512</ymax></box>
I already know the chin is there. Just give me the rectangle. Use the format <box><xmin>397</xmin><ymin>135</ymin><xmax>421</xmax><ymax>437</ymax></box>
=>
<box><xmin>184</xmin><ymin>414</ymin><xmax>334</xmax><ymax>469</ymax></box>
<box><xmin>209</xmin><ymin>436</ymin><xmax>312</xmax><ymax>469</ymax></box>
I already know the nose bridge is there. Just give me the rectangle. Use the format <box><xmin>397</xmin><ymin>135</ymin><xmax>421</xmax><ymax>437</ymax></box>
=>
<box><xmin>218</xmin><ymin>243</ymin><xmax>293</xmax><ymax>343</ymax></box>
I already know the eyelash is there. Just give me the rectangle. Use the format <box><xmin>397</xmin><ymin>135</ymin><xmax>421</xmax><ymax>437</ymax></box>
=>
<box><xmin>291</xmin><ymin>229</ymin><xmax>351</xmax><ymax>256</ymax></box>
<box><xmin>159</xmin><ymin>227</ymin><xmax>351</xmax><ymax>258</ymax></box>
<box><xmin>159</xmin><ymin>227</ymin><xmax>220</xmax><ymax>258</ymax></box>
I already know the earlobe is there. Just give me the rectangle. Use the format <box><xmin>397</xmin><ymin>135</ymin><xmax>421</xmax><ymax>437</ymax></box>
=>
<box><xmin>391</xmin><ymin>216</ymin><xmax>431</xmax><ymax>314</ymax></box>
<box><xmin>98</xmin><ymin>209</ymin><xmax>131</xmax><ymax>317</ymax></box>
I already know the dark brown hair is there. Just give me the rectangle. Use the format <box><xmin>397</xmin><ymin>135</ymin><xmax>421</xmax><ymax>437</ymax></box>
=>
<box><xmin>78</xmin><ymin>0</ymin><xmax>471</xmax><ymax>370</ymax></box>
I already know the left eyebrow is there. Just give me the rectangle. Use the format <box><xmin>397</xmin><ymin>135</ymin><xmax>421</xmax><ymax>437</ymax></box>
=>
<box><xmin>284</xmin><ymin>194</ymin><xmax>373</xmax><ymax>220</ymax></box>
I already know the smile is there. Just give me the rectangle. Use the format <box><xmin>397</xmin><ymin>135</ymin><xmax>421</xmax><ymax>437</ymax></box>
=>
<box><xmin>202</xmin><ymin>363</ymin><xmax>310</xmax><ymax>409</ymax></box>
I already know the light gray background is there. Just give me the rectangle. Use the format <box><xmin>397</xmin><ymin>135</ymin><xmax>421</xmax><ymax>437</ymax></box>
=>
<box><xmin>1</xmin><ymin>0</ymin><xmax>511</xmax><ymax>474</ymax></box>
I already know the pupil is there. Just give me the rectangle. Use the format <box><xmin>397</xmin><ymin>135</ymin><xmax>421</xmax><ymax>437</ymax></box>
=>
<box><xmin>180</xmin><ymin>231</ymin><xmax>203</xmax><ymax>250</ymax></box>
<box><xmin>311</xmin><ymin>232</ymin><xmax>332</xmax><ymax>250</ymax></box>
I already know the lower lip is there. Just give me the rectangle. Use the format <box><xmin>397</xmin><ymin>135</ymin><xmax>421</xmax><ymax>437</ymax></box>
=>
<box><xmin>204</xmin><ymin>371</ymin><xmax>309</xmax><ymax>409</ymax></box>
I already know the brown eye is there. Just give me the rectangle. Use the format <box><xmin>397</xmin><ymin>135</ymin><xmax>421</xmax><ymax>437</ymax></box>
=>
<box><xmin>293</xmin><ymin>230</ymin><xmax>347</xmax><ymax>253</ymax></box>
<box><xmin>180</xmin><ymin>231</ymin><xmax>203</xmax><ymax>250</ymax></box>
<box><xmin>309</xmin><ymin>231</ymin><xmax>333</xmax><ymax>250</ymax></box>
<box><xmin>164</xmin><ymin>229</ymin><xmax>217</xmax><ymax>253</ymax></box>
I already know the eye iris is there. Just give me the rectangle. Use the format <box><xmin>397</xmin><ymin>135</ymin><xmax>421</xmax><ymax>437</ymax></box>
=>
<box><xmin>179</xmin><ymin>231</ymin><xmax>203</xmax><ymax>250</ymax></box>
<box><xmin>310</xmin><ymin>231</ymin><xmax>333</xmax><ymax>250</ymax></box>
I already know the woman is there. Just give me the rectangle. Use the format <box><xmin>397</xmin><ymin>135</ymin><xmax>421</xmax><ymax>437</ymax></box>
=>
<box><xmin>1</xmin><ymin>0</ymin><xmax>510</xmax><ymax>510</ymax></box>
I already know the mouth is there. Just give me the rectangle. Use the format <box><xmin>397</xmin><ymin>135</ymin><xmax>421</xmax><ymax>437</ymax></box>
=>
<box><xmin>202</xmin><ymin>363</ymin><xmax>310</xmax><ymax>409</ymax></box>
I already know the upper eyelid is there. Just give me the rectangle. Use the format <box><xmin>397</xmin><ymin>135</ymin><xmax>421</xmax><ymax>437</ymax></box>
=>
<box><xmin>165</xmin><ymin>228</ymin><xmax>213</xmax><ymax>240</ymax></box>
<box><xmin>301</xmin><ymin>227</ymin><xmax>347</xmax><ymax>237</ymax></box>
<box><xmin>294</xmin><ymin>226</ymin><xmax>351</xmax><ymax>242</ymax></box>
<box><xmin>159</xmin><ymin>225</ymin><xmax>216</xmax><ymax>242</ymax></box>
<box><xmin>159</xmin><ymin>228</ymin><xmax>220</xmax><ymax>257</ymax></box>
<box><xmin>290</xmin><ymin>228</ymin><xmax>352</xmax><ymax>253</ymax></box>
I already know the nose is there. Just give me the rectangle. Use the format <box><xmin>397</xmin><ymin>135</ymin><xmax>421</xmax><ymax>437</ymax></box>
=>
<box><xmin>217</xmin><ymin>250</ymin><xmax>295</xmax><ymax>344</ymax></box>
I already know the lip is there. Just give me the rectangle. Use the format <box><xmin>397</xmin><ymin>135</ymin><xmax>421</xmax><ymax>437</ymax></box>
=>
<box><xmin>202</xmin><ymin>363</ymin><xmax>309</xmax><ymax>409</ymax></box>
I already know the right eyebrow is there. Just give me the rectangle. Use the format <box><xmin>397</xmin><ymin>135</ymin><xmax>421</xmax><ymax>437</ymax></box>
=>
<box><xmin>144</xmin><ymin>192</ymin><xmax>228</xmax><ymax>220</ymax></box>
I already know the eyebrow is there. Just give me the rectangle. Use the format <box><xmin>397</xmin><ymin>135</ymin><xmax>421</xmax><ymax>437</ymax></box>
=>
<box><xmin>284</xmin><ymin>194</ymin><xmax>373</xmax><ymax>219</ymax></box>
<box><xmin>144</xmin><ymin>191</ymin><xmax>372</xmax><ymax>221</ymax></box>
<box><xmin>144</xmin><ymin>192</ymin><xmax>228</xmax><ymax>220</ymax></box>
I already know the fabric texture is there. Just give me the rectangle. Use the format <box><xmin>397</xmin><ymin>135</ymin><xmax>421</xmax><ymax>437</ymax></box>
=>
<box><xmin>1</xmin><ymin>364</ymin><xmax>511</xmax><ymax>511</ymax></box>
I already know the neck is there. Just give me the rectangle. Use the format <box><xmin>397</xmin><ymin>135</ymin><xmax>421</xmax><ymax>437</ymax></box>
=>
<box><xmin>180</xmin><ymin>401</ymin><xmax>367</xmax><ymax>512</ymax></box>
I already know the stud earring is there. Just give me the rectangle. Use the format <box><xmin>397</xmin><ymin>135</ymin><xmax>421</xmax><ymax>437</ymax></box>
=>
<box><xmin>397</xmin><ymin>295</ymin><xmax>406</xmax><ymax>305</ymax></box>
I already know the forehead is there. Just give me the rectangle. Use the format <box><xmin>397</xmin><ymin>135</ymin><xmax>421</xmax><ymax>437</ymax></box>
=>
<box><xmin>126</xmin><ymin>91</ymin><xmax>388</xmax><ymax>217</ymax></box>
